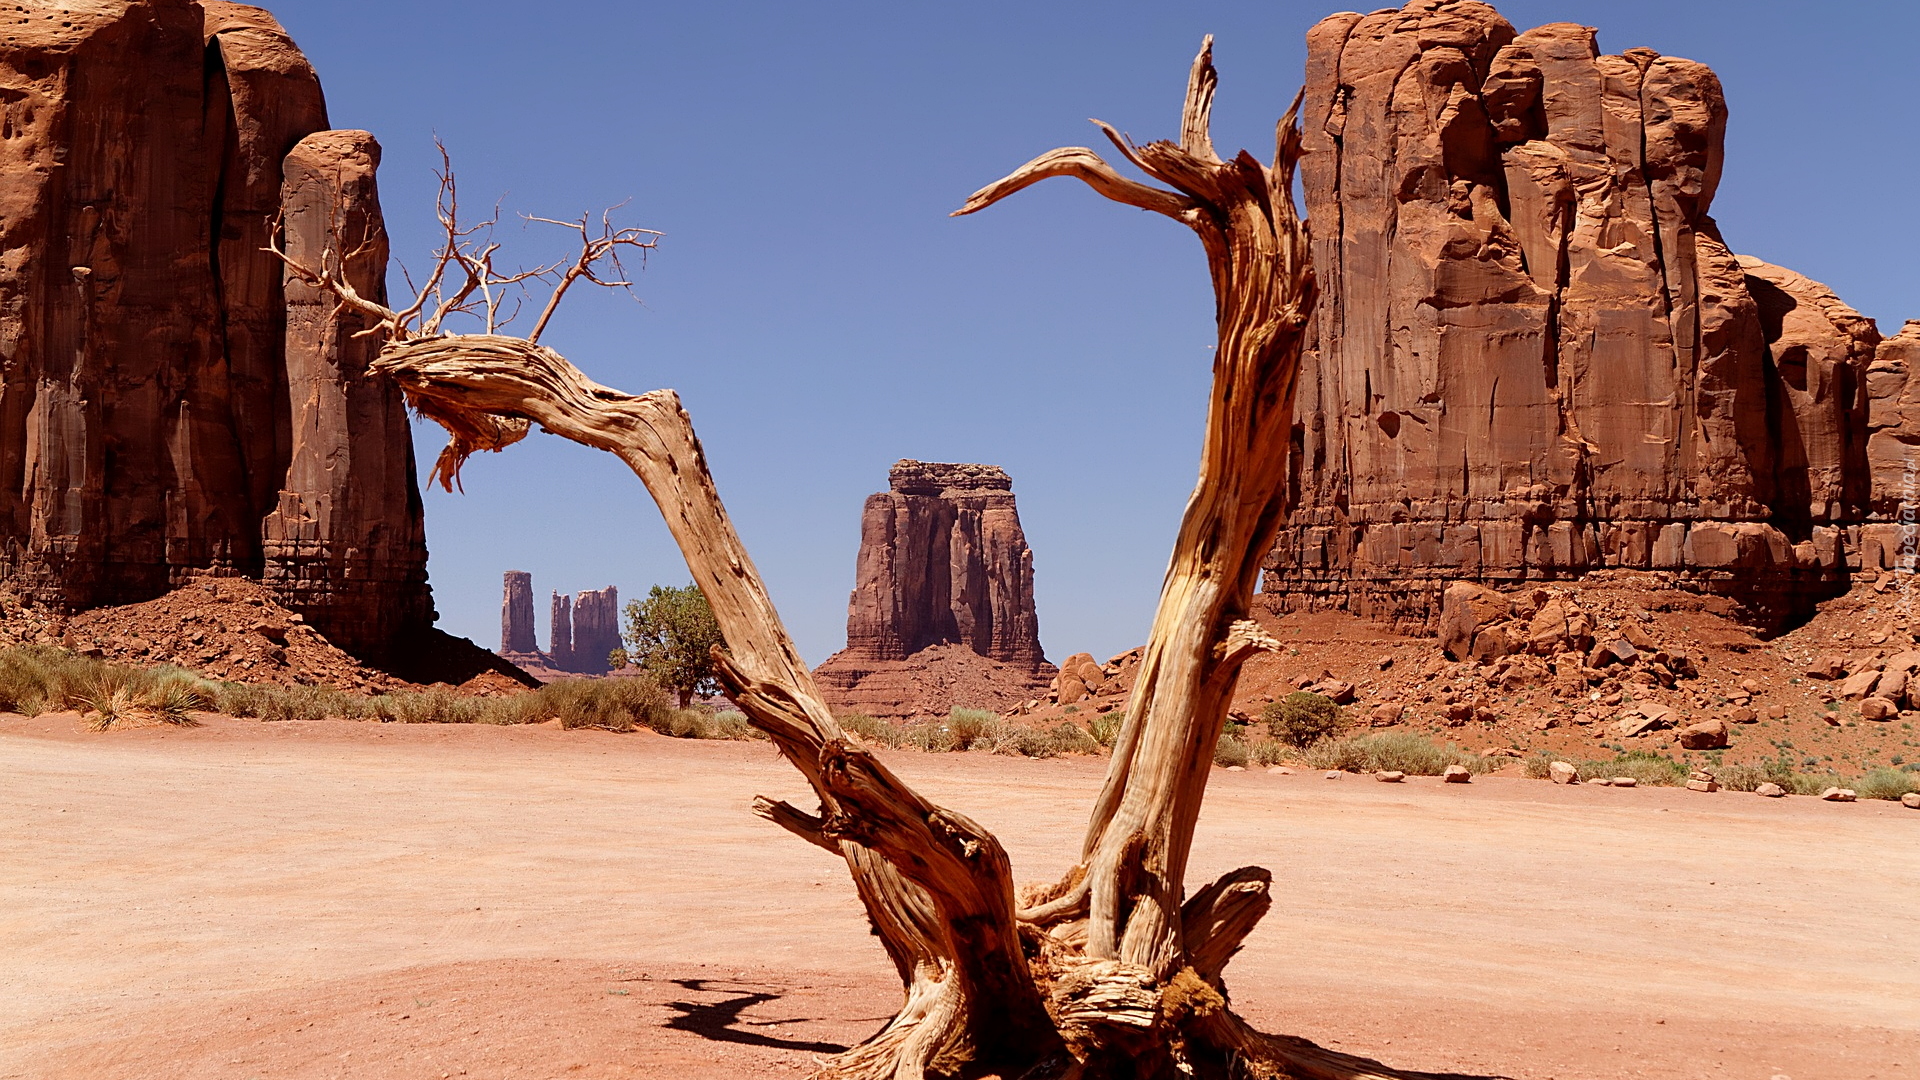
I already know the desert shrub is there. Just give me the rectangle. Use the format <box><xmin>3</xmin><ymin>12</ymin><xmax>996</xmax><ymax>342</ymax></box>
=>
<box><xmin>900</xmin><ymin>721</ymin><xmax>955</xmax><ymax>752</ymax></box>
<box><xmin>947</xmin><ymin>708</ymin><xmax>1001</xmax><ymax>750</ymax></box>
<box><xmin>0</xmin><ymin>646</ymin><xmax>123</xmax><ymax>715</ymax></box>
<box><xmin>1264</xmin><ymin>691</ymin><xmax>1344</xmax><ymax>748</ymax></box>
<box><xmin>1213</xmin><ymin>733</ymin><xmax>1250</xmax><ymax>768</ymax></box>
<box><xmin>1248</xmin><ymin>739</ymin><xmax>1290</xmax><ymax>767</ymax></box>
<box><xmin>209</xmin><ymin>681</ymin><xmax>273</xmax><ymax>718</ymax></box>
<box><xmin>1716</xmin><ymin>758</ymin><xmax>1797</xmax><ymax>793</ymax></box>
<box><xmin>516</xmin><ymin>676</ymin><xmax>670</xmax><ymax>732</ymax></box>
<box><xmin>839</xmin><ymin>713</ymin><xmax>906</xmax><ymax>748</ymax></box>
<box><xmin>1789</xmin><ymin>770</ymin><xmax>1850</xmax><ymax>796</ymax></box>
<box><xmin>1088</xmin><ymin>710</ymin><xmax>1125</xmax><ymax>747</ymax></box>
<box><xmin>1044</xmin><ymin>721</ymin><xmax>1102</xmax><ymax>756</ymax></box>
<box><xmin>1305</xmin><ymin>732</ymin><xmax>1493</xmax><ymax>775</ymax></box>
<box><xmin>708</xmin><ymin>710</ymin><xmax>762</xmax><ymax>740</ymax></box>
<box><xmin>1856</xmin><ymin>767</ymin><xmax>1920</xmax><ymax>801</ymax></box>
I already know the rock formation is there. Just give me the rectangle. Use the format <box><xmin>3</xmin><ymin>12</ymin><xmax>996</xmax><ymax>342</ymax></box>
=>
<box><xmin>495</xmin><ymin>572</ymin><xmax>621</xmax><ymax>677</ymax></box>
<box><xmin>501</xmin><ymin>571</ymin><xmax>536</xmax><ymax>655</ymax></box>
<box><xmin>548</xmin><ymin>592</ymin><xmax>575</xmax><ymax>670</ymax></box>
<box><xmin>570</xmin><ymin>586</ymin><xmax>622</xmax><ymax>675</ymax></box>
<box><xmin>1263</xmin><ymin>0</ymin><xmax>1898</xmax><ymax>629</ymax></box>
<box><xmin>1864</xmin><ymin>321</ymin><xmax>1920</xmax><ymax>569</ymax></box>
<box><xmin>814</xmin><ymin>460</ymin><xmax>1052</xmax><ymax>720</ymax></box>
<box><xmin>0</xmin><ymin>0</ymin><xmax>430</xmax><ymax>660</ymax></box>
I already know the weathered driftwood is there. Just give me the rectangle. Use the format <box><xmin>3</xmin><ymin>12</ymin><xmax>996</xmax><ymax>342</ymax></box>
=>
<box><xmin>350</xmin><ymin>37</ymin><xmax>1469</xmax><ymax>1080</ymax></box>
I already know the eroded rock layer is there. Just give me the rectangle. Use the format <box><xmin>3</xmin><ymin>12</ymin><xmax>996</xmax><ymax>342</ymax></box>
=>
<box><xmin>1264</xmin><ymin>0</ymin><xmax>1884</xmax><ymax>628</ymax></box>
<box><xmin>0</xmin><ymin>0</ymin><xmax>430</xmax><ymax>660</ymax></box>
<box><xmin>815</xmin><ymin>460</ymin><xmax>1052</xmax><ymax>719</ymax></box>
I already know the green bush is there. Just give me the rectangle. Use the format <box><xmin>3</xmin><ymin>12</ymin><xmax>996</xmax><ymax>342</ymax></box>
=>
<box><xmin>1264</xmin><ymin>692</ymin><xmax>1345</xmax><ymax>748</ymax></box>
<box><xmin>1856</xmin><ymin>767</ymin><xmax>1920</xmax><ymax>801</ymax></box>
<box><xmin>1213</xmin><ymin>733</ymin><xmax>1250</xmax><ymax>768</ymax></box>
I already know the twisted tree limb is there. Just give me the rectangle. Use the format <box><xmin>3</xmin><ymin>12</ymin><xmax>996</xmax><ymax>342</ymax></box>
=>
<box><xmin>343</xmin><ymin>35</ymin><xmax>1485</xmax><ymax>1080</ymax></box>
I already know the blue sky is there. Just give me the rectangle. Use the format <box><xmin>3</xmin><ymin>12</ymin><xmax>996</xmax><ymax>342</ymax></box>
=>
<box><xmin>267</xmin><ymin>1</ymin><xmax>1918</xmax><ymax>666</ymax></box>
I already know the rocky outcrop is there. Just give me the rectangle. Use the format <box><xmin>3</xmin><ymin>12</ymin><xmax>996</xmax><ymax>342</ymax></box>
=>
<box><xmin>501</xmin><ymin>571</ymin><xmax>536</xmax><ymax>655</ymax></box>
<box><xmin>549</xmin><ymin>592</ymin><xmax>575</xmax><ymax>670</ymax></box>
<box><xmin>1864</xmin><ymin>322</ymin><xmax>1920</xmax><ymax>570</ymax></box>
<box><xmin>1264</xmin><ymin>0</ymin><xmax>1891</xmax><ymax>628</ymax></box>
<box><xmin>570</xmin><ymin>586</ymin><xmax>621</xmax><ymax>675</ymax></box>
<box><xmin>495</xmin><ymin>572</ymin><xmax>621</xmax><ymax>677</ymax></box>
<box><xmin>0</xmin><ymin>0</ymin><xmax>430</xmax><ymax>661</ymax></box>
<box><xmin>815</xmin><ymin>460</ymin><xmax>1052</xmax><ymax>720</ymax></box>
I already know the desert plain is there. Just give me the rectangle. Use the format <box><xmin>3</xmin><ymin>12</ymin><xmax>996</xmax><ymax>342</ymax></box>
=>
<box><xmin>3</xmin><ymin>713</ymin><xmax>1914</xmax><ymax>1080</ymax></box>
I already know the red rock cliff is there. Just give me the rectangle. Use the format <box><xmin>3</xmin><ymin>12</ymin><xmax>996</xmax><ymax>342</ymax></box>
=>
<box><xmin>813</xmin><ymin>460</ymin><xmax>1051</xmax><ymax>719</ymax></box>
<box><xmin>0</xmin><ymin>0</ymin><xmax>430</xmax><ymax>659</ymax></box>
<box><xmin>1264</xmin><ymin>0</ymin><xmax>1884</xmax><ymax>628</ymax></box>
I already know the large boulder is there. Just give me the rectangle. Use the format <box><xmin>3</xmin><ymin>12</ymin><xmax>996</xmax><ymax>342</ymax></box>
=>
<box><xmin>1439</xmin><ymin>582</ymin><xmax>1514</xmax><ymax>661</ymax></box>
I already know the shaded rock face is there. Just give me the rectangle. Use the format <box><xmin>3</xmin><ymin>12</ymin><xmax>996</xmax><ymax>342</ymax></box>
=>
<box><xmin>501</xmin><ymin>571</ymin><xmax>535</xmax><ymax>655</ymax></box>
<box><xmin>1265</xmin><ymin>0</ymin><xmax>1887</xmax><ymax>629</ymax></box>
<box><xmin>815</xmin><ymin>460</ymin><xmax>1052</xmax><ymax>720</ymax></box>
<box><xmin>549</xmin><ymin>592</ymin><xmax>575</xmax><ymax>671</ymax></box>
<box><xmin>0</xmin><ymin>0</ymin><xmax>430</xmax><ymax>660</ymax></box>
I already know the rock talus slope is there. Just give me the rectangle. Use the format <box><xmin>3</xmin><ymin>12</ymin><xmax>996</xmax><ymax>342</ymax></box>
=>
<box><xmin>0</xmin><ymin>0</ymin><xmax>429</xmax><ymax>661</ymax></box>
<box><xmin>815</xmin><ymin>461</ymin><xmax>1053</xmax><ymax>719</ymax></box>
<box><xmin>1265</xmin><ymin>0</ymin><xmax>1886</xmax><ymax>629</ymax></box>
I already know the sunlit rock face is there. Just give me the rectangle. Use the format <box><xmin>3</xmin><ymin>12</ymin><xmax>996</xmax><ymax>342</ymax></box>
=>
<box><xmin>0</xmin><ymin>0</ymin><xmax>430</xmax><ymax>660</ymax></box>
<box><xmin>1264</xmin><ymin>0</ymin><xmax>1889</xmax><ymax>629</ymax></box>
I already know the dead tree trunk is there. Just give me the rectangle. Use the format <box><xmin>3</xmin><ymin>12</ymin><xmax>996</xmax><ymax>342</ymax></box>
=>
<box><xmin>330</xmin><ymin>39</ymin><xmax>1462</xmax><ymax>1080</ymax></box>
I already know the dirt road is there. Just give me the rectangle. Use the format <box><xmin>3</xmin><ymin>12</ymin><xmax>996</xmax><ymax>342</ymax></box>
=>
<box><xmin>2</xmin><ymin>714</ymin><xmax>1914</xmax><ymax>1079</ymax></box>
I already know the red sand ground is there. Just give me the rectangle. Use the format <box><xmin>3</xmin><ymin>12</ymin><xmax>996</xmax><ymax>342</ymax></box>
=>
<box><xmin>2</xmin><ymin>713</ymin><xmax>1916</xmax><ymax>1080</ymax></box>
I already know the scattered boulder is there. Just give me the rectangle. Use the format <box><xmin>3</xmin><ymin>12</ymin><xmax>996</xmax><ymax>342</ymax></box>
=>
<box><xmin>1439</xmin><ymin>582</ymin><xmax>1513</xmax><ymax>661</ymax></box>
<box><xmin>1860</xmin><ymin>697</ymin><xmax>1898</xmax><ymax>721</ymax></box>
<box><xmin>1728</xmin><ymin>706</ymin><xmax>1757</xmax><ymax>724</ymax></box>
<box><xmin>1324</xmin><ymin>771</ymin><xmax>1342</xmax><ymax>780</ymax></box>
<box><xmin>1369</xmin><ymin>702</ymin><xmax>1404</xmax><ymax>727</ymax></box>
<box><xmin>1308</xmin><ymin>678</ymin><xmax>1357</xmax><ymax>705</ymax></box>
<box><xmin>1902</xmin><ymin>792</ymin><xmax>1920</xmax><ymax>809</ymax></box>
<box><xmin>1590</xmin><ymin>776</ymin><xmax>1614</xmax><ymax>786</ymax></box>
<box><xmin>1589</xmin><ymin>638</ymin><xmax>1639</xmax><ymax>668</ymax></box>
<box><xmin>1805</xmin><ymin>655</ymin><xmax>1848</xmax><ymax>681</ymax></box>
<box><xmin>1375</xmin><ymin>770</ymin><xmax>1406</xmax><ymax>783</ymax></box>
<box><xmin>1548</xmin><ymin>761</ymin><xmax>1578</xmax><ymax>785</ymax></box>
<box><xmin>1612</xmin><ymin>777</ymin><xmax>1639</xmax><ymax>789</ymax></box>
<box><xmin>1442</xmin><ymin>765</ymin><xmax>1472</xmax><ymax>784</ymax></box>
<box><xmin>1678</xmin><ymin>719</ymin><xmax>1730</xmax><ymax>750</ymax></box>
<box><xmin>1755</xmin><ymin>782</ymin><xmax>1787</xmax><ymax>798</ymax></box>
<box><xmin>1267</xmin><ymin>766</ymin><xmax>1292</xmax><ymax>775</ymax></box>
<box><xmin>1686</xmin><ymin>770</ymin><xmax>1720</xmax><ymax>793</ymax></box>
<box><xmin>1819</xmin><ymin>787</ymin><xmax>1857</xmax><ymax>802</ymax></box>
<box><xmin>1838</xmin><ymin>669</ymin><xmax>1882</xmax><ymax>699</ymax></box>
<box><xmin>1874</xmin><ymin>668</ymin><xmax>1909</xmax><ymax>706</ymax></box>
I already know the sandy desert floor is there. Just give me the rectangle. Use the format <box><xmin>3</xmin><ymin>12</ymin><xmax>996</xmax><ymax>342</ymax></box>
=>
<box><xmin>2</xmin><ymin>713</ymin><xmax>1915</xmax><ymax>1080</ymax></box>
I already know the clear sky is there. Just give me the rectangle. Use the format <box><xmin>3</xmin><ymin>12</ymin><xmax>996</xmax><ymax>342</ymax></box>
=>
<box><xmin>266</xmin><ymin>0</ymin><xmax>1918</xmax><ymax>667</ymax></box>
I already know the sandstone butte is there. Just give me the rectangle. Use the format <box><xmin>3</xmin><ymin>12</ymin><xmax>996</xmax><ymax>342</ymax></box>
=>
<box><xmin>0</xmin><ymin>0</ymin><xmax>429</xmax><ymax>662</ymax></box>
<box><xmin>1262</xmin><ymin>0</ymin><xmax>1917</xmax><ymax>631</ymax></box>
<box><xmin>813</xmin><ymin>460</ymin><xmax>1055</xmax><ymax>720</ymax></box>
<box><xmin>498</xmin><ymin>572</ymin><xmax>622</xmax><ymax>677</ymax></box>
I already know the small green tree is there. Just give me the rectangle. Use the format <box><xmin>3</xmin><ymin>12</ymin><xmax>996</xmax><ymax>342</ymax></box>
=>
<box><xmin>1264</xmin><ymin>691</ymin><xmax>1344</xmax><ymax>748</ymax></box>
<box><xmin>623</xmin><ymin>584</ymin><xmax>723</xmax><ymax>707</ymax></box>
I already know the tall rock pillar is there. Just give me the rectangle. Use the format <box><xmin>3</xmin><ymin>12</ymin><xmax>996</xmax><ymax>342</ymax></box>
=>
<box><xmin>501</xmin><ymin>571</ymin><xmax>535</xmax><ymax>655</ymax></box>
<box><xmin>260</xmin><ymin>129</ymin><xmax>431</xmax><ymax>661</ymax></box>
